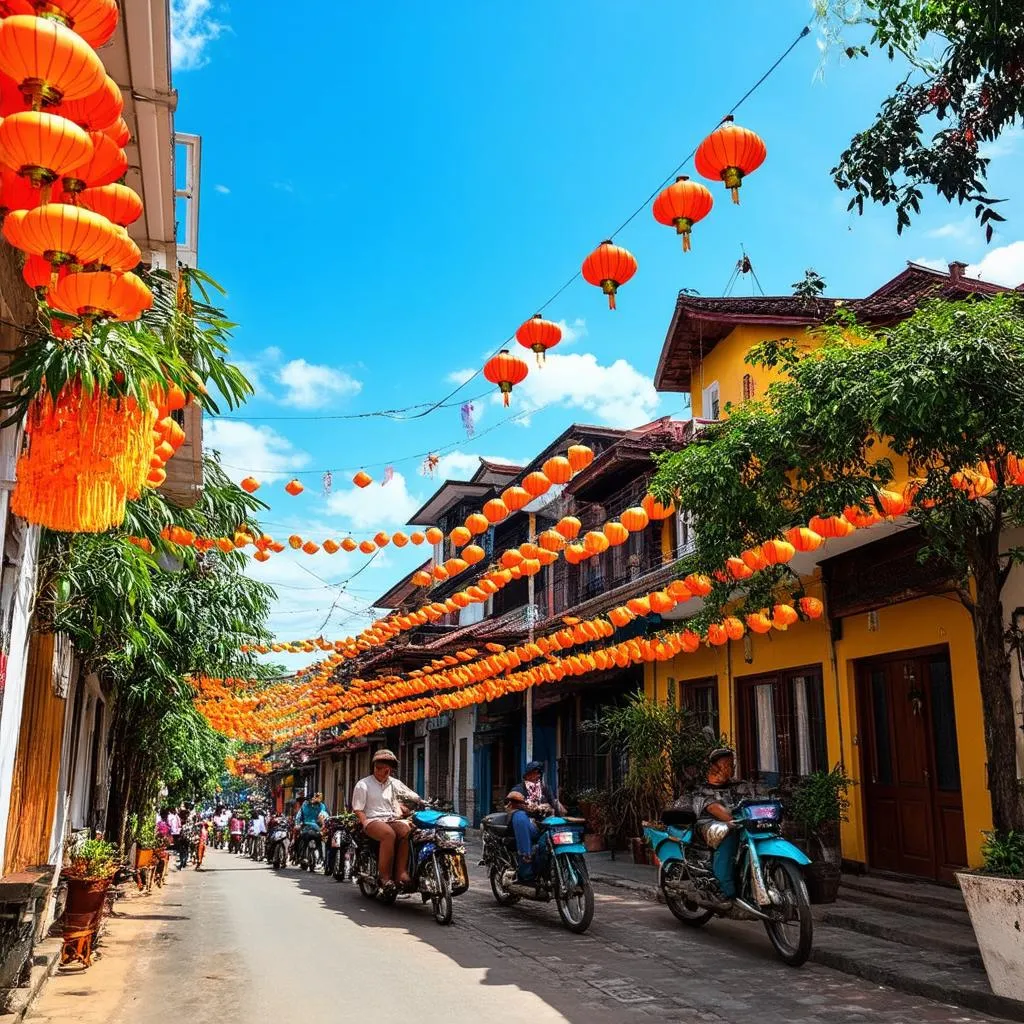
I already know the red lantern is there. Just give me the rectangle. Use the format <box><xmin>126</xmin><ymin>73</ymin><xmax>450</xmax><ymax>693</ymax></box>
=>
<box><xmin>3</xmin><ymin>203</ymin><xmax>121</xmax><ymax>270</ymax></box>
<box><xmin>103</xmin><ymin>117</ymin><xmax>130</xmax><ymax>148</ymax></box>
<box><xmin>652</xmin><ymin>176</ymin><xmax>713</xmax><ymax>251</ymax></box>
<box><xmin>353</xmin><ymin>470</ymin><xmax>372</xmax><ymax>488</ymax></box>
<box><xmin>38</xmin><ymin>0</ymin><xmax>120</xmax><ymax>50</ymax></box>
<box><xmin>515</xmin><ymin>314</ymin><xmax>561</xmax><ymax>365</ymax></box>
<box><xmin>695</xmin><ymin>116</ymin><xmax>767</xmax><ymax>204</ymax></box>
<box><xmin>53</xmin><ymin>73</ymin><xmax>122</xmax><ymax>131</ymax></box>
<box><xmin>52</xmin><ymin>269</ymin><xmax>152</xmax><ymax>321</ymax></box>
<box><xmin>0</xmin><ymin>16</ymin><xmax>105</xmax><ymax>107</ymax></box>
<box><xmin>77</xmin><ymin>183</ymin><xmax>143</xmax><ymax>226</ymax></box>
<box><xmin>62</xmin><ymin>130</ymin><xmax>127</xmax><ymax>194</ymax></box>
<box><xmin>285</xmin><ymin>479</ymin><xmax>304</xmax><ymax>496</ymax></box>
<box><xmin>581</xmin><ymin>240</ymin><xmax>637</xmax><ymax>310</ymax></box>
<box><xmin>483</xmin><ymin>349</ymin><xmax>528</xmax><ymax>406</ymax></box>
<box><xmin>241</xmin><ymin>477</ymin><xmax>260</xmax><ymax>493</ymax></box>
<box><xmin>0</xmin><ymin>111</ymin><xmax>92</xmax><ymax>189</ymax></box>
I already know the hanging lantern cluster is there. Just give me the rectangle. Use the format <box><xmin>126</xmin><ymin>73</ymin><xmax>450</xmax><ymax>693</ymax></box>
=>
<box><xmin>0</xmin><ymin>6</ymin><xmax>151</xmax><ymax>323</ymax></box>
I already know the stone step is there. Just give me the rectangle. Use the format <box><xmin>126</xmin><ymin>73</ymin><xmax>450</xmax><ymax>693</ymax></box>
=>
<box><xmin>812</xmin><ymin>924</ymin><xmax>1024</xmax><ymax>1023</ymax></box>
<box><xmin>818</xmin><ymin>900</ymin><xmax>981</xmax><ymax>963</ymax></box>
<box><xmin>839</xmin><ymin>872</ymin><xmax>968</xmax><ymax>914</ymax></box>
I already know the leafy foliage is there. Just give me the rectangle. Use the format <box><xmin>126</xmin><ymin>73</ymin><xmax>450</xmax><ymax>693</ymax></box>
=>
<box><xmin>819</xmin><ymin>0</ymin><xmax>1022</xmax><ymax>237</ymax></box>
<box><xmin>980</xmin><ymin>829</ymin><xmax>1024</xmax><ymax>878</ymax></box>
<box><xmin>652</xmin><ymin>295</ymin><xmax>1024</xmax><ymax>831</ymax></box>
<box><xmin>64</xmin><ymin>838</ymin><xmax>118</xmax><ymax>878</ymax></box>
<box><xmin>792</xmin><ymin>269</ymin><xmax>827</xmax><ymax>298</ymax></box>
<box><xmin>789</xmin><ymin>765</ymin><xmax>855</xmax><ymax>832</ymax></box>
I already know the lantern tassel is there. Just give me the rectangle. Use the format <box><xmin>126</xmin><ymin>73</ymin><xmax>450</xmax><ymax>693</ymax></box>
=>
<box><xmin>503</xmin><ymin>392</ymin><xmax>510</xmax><ymax>407</ymax></box>
<box><xmin>731</xmin><ymin>187</ymin><xmax>740</xmax><ymax>204</ymax></box>
<box><xmin>682</xmin><ymin>233</ymin><xmax>691</xmax><ymax>253</ymax></box>
<box><xmin>608</xmin><ymin>292</ymin><xmax>616</xmax><ymax>310</ymax></box>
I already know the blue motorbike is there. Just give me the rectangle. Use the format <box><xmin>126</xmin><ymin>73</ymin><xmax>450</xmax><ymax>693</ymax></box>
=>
<box><xmin>481</xmin><ymin>810</ymin><xmax>594</xmax><ymax>933</ymax></box>
<box><xmin>644</xmin><ymin>799</ymin><xmax>813</xmax><ymax>966</ymax></box>
<box><xmin>352</xmin><ymin>804</ymin><xmax>469</xmax><ymax>926</ymax></box>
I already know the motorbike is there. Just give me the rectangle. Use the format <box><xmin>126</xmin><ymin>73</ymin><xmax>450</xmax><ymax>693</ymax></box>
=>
<box><xmin>322</xmin><ymin>814</ymin><xmax>356</xmax><ymax>881</ymax></box>
<box><xmin>295</xmin><ymin>823</ymin><xmax>323</xmax><ymax>871</ymax></box>
<box><xmin>212</xmin><ymin>825</ymin><xmax>228</xmax><ymax>850</ymax></box>
<box><xmin>480</xmin><ymin>809</ymin><xmax>594</xmax><ymax>933</ymax></box>
<box><xmin>266</xmin><ymin>817</ymin><xmax>289</xmax><ymax>870</ymax></box>
<box><xmin>644</xmin><ymin>799</ymin><xmax>813</xmax><ymax>966</ymax></box>
<box><xmin>248</xmin><ymin>832</ymin><xmax>266</xmax><ymax>861</ymax></box>
<box><xmin>352</xmin><ymin>804</ymin><xmax>469</xmax><ymax>925</ymax></box>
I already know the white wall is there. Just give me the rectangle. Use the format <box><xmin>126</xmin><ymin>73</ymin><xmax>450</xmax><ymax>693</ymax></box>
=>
<box><xmin>452</xmin><ymin>707</ymin><xmax>476</xmax><ymax>818</ymax></box>
<box><xmin>1000</xmin><ymin>527</ymin><xmax>1024</xmax><ymax>781</ymax></box>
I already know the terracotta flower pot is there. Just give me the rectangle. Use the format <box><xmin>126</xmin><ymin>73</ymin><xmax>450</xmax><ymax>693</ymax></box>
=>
<box><xmin>64</xmin><ymin>876</ymin><xmax>111</xmax><ymax>918</ymax></box>
<box><xmin>135</xmin><ymin>848</ymin><xmax>156</xmax><ymax>869</ymax></box>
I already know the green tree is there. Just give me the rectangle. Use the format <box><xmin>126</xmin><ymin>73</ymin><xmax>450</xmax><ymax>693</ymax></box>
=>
<box><xmin>820</xmin><ymin>0</ymin><xmax>1022</xmax><ymax>237</ymax></box>
<box><xmin>652</xmin><ymin>295</ymin><xmax>1024</xmax><ymax>833</ymax></box>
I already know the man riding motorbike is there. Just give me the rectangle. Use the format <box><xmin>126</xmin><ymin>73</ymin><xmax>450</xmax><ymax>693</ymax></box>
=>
<box><xmin>686</xmin><ymin>746</ymin><xmax>755</xmax><ymax>898</ymax></box>
<box><xmin>351</xmin><ymin>749</ymin><xmax>420</xmax><ymax>892</ymax></box>
<box><xmin>505</xmin><ymin>760</ymin><xmax>565</xmax><ymax>881</ymax></box>
<box><xmin>295</xmin><ymin>792</ymin><xmax>328</xmax><ymax>867</ymax></box>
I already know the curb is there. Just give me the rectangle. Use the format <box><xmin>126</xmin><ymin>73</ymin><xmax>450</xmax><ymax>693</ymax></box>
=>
<box><xmin>590</xmin><ymin>873</ymin><xmax>662</xmax><ymax>903</ymax></box>
<box><xmin>5</xmin><ymin>938</ymin><xmax>62</xmax><ymax>1024</ymax></box>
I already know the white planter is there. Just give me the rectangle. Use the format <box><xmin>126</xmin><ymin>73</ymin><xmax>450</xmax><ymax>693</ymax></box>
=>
<box><xmin>957</xmin><ymin>871</ymin><xmax>1024</xmax><ymax>1002</ymax></box>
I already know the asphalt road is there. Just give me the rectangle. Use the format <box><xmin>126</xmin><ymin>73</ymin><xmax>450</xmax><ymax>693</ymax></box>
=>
<box><xmin>93</xmin><ymin>848</ymin><xmax>1000</xmax><ymax>1024</ymax></box>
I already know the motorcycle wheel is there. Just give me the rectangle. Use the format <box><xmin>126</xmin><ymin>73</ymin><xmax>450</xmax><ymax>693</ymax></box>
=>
<box><xmin>431</xmin><ymin>855</ymin><xmax>453</xmax><ymax>926</ymax></box>
<box><xmin>333</xmin><ymin>849</ymin><xmax>348</xmax><ymax>882</ymax></box>
<box><xmin>273</xmin><ymin>844</ymin><xmax>286</xmax><ymax>870</ymax></box>
<box><xmin>762</xmin><ymin>858</ymin><xmax>814</xmax><ymax>967</ymax></box>
<box><xmin>554</xmin><ymin>854</ymin><xmax>594</xmax><ymax>934</ymax></box>
<box><xmin>661</xmin><ymin>861</ymin><xmax>714</xmax><ymax>927</ymax></box>
<box><xmin>489</xmin><ymin>865</ymin><xmax>520</xmax><ymax>906</ymax></box>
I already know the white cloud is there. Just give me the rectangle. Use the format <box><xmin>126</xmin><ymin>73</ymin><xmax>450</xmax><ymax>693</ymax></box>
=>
<box><xmin>204</xmin><ymin>419</ymin><xmax>311</xmax><ymax>483</ymax></box>
<box><xmin>275</xmin><ymin>358</ymin><xmax>362</xmax><ymax>409</ymax></box>
<box><xmin>272</xmin><ymin>181</ymin><xmax>295</xmax><ymax>193</ymax></box>
<box><xmin>214</xmin><ymin>183</ymin><xmax>230</xmax><ymax>194</ymax></box>
<box><xmin>511</xmin><ymin>351</ymin><xmax>661</xmax><ymax>429</ymax></box>
<box><xmin>925</xmin><ymin>218</ymin><xmax>977</xmax><ymax>243</ymax></box>
<box><xmin>325</xmin><ymin>471</ymin><xmax>420</xmax><ymax>528</ymax></box>
<box><xmin>556</xmin><ymin>317</ymin><xmax>587</xmax><ymax>345</ymax></box>
<box><xmin>980</xmin><ymin>125</ymin><xmax>1024</xmax><ymax>160</ymax></box>
<box><xmin>910</xmin><ymin>257</ymin><xmax>949</xmax><ymax>273</ymax></box>
<box><xmin>170</xmin><ymin>0</ymin><xmax>226</xmax><ymax>71</ymax></box>
<box><xmin>967</xmin><ymin>241</ymin><xmax>1024</xmax><ymax>287</ymax></box>
<box><xmin>447</xmin><ymin>368</ymin><xmax>476</xmax><ymax>385</ymax></box>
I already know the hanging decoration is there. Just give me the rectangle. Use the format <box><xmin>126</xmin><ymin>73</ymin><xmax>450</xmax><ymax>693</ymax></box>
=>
<box><xmin>382</xmin><ymin>465</ymin><xmax>394</xmax><ymax>486</ymax></box>
<box><xmin>483</xmin><ymin>349</ymin><xmax>529</xmax><ymax>406</ymax></box>
<box><xmin>352</xmin><ymin>469</ymin><xmax>372</xmax><ymax>488</ymax></box>
<box><xmin>652</xmin><ymin>175</ymin><xmax>714</xmax><ymax>251</ymax></box>
<box><xmin>695</xmin><ymin>116</ymin><xmax>767</xmax><ymax>204</ymax></box>
<box><xmin>284</xmin><ymin>478</ymin><xmax>304</xmax><ymax>496</ymax></box>
<box><xmin>460</xmin><ymin>401</ymin><xmax>475</xmax><ymax>438</ymax></box>
<box><xmin>322</xmin><ymin>470</ymin><xmax>332</xmax><ymax>496</ymax></box>
<box><xmin>515</xmin><ymin>314</ymin><xmax>562</xmax><ymax>365</ymax></box>
<box><xmin>581</xmin><ymin>240</ymin><xmax>637</xmax><ymax>310</ymax></box>
<box><xmin>421</xmin><ymin>453</ymin><xmax>440</xmax><ymax>477</ymax></box>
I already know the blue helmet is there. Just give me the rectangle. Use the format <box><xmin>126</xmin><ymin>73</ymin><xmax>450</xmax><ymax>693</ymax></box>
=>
<box><xmin>524</xmin><ymin>760</ymin><xmax>544</xmax><ymax>776</ymax></box>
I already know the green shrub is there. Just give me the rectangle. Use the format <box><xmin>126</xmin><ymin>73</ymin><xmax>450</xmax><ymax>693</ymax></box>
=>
<box><xmin>980</xmin><ymin>830</ymin><xmax>1024</xmax><ymax>878</ymax></box>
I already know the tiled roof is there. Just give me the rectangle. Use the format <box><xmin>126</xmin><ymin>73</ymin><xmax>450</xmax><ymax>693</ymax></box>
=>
<box><xmin>655</xmin><ymin>261</ymin><xmax>1016</xmax><ymax>393</ymax></box>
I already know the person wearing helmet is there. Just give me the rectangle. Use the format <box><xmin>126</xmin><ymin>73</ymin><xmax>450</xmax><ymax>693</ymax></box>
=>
<box><xmin>351</xmin><ymin>750</ymin><xmax>420</xmax><ymax>890</ymax></box>
<box><xmin>504</xmin><ymin>761</ymin><xmax>564</xmax><ymax>881</ymax></box>
<box><xmin>691</xmin><ymin>747</ymin><xmax>752</xmax><ymax>898</ymax></box>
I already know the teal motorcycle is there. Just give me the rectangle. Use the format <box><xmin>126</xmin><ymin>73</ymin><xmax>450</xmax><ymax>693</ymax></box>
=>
<box><xmin>644</xmin><ymin>799</ymin><xmax>813</xmax><ymax>966</ymax></box>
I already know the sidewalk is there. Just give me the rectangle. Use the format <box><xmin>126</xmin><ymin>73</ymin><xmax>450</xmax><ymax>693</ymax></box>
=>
<box><xmin>586</xmin><ymin>851</ymin><xmax>1024</xmax><ymax>1023</ymax></box>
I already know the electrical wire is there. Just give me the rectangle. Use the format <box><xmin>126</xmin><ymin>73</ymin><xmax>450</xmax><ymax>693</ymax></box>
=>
<box><xmin>213</xmin><ymin>390</ymin><xmax>492</xmax><ymax>423</ymax></box>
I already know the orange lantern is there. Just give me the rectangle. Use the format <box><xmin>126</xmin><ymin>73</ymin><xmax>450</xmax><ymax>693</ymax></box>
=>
<box><xmin>648</xmin><ymin>590</ymin><xmax>676</xmax><ymax>614</ymax></box>
<box><xmin>504</xmin><ymin>482</ymin><xmax>543</xmax><ymax>516</ymax></box>
<box><xmin>522</xmin><ymin>471</ymin><xmax>550</xmax><ymax>497</ymax></box>
<box><xmin>425</xmin><ymin>526</ymin><xmax>444</xmax><ymax>545</ymax></box>
<box><xmin>483</xmin><ymin>498</ymin><xmax>509</xmax><ymax>524</ymax></box>
<box><xmin>772</xmin><ymin>604</ymin><xmax>799</xmax><ymax>630</ymax></box>
<box><xmin>641</xmin><ymin>492</ymin><xmax>675</xmax><ymax>520</ymax></box>
<box><xmin>450</xmin><ymin>525</ymin><xmax>471</xmax><ymax>547</ymax></box>
<box><xmin>103</xmin><ymin>116</ymin><xmax>129</xmax><ymax>148</ymax></box>
<box><xmin>555</xmin><ymin>515</ymin><xmax>581</xmax><ymax>540</ymax></box>
<box><xmin>374</xmin><ymin>531</ymin><xmax>390</xmax><ymax>547</ymax></box>
<box><xmin>563</xmin><ymin>543</ymin><xmax>587</xmax><ymax>565</ymax></box>
<box><xmin>627</xmin><ymin>596</ymin><xmax>652</xmax><ymax>617</ymax></box>
<box><xmin>652</xmin><ymin>175</ymin><xmax>714</xmax><ymax>251</ymax></box>
<box><xmin>341</xmin><ymin>537</ymin><xmax>358</xmax><ymax>552</ymax></box>
<box><xmin>543</xmin><ymin>456</ymin><xmax>572</xmax><ymax>485</ymax></box>
<box><xmin>465</xmin><ymin>512</ymin><xmax>489</xmax><ymax>535</ymax></box>
<box><xmin>4</xmin><ymin>203</ymin><xmax>120</xmax><ymax>270</ymax></box>
<box><xmin>353</xmin><ymin>470</ymin><xmax>372</xmax><ymax>488</ymax></box>
<box><xmin>0</xmin><ymin>16</ymin><xmax>105</xmax><ymax>107</ymax></box>
<box><xmin>53</xmin><ymin>72</ymin><xmax>122</xmax><ymax>131</ymax></box>
<box><xmin>799</xmin><ymin>596</ymin><xmax>824</xmax><ymax>619</ymax></box>
<box><xmin>253</xmin><ymin>550</ymin><xmax>270</xmax><ymax>563</ymax></box>
<box><xmin>567</xmin><ymin>444</ymin><xmax>594</xmax><ymax>473</ymax></box>
<box><xmin>603</xmin><ymin>521</ymin><xmax>629</xmax><ymax>546</ymax></box>
<box><xmin>760</xmin><ymin>538</ymin><xmax>796</xmax><ymax>565</ymax></box>
<box><xmin>724</xmin><ymin>616</ymin><xmax>745</xmax><ymax>641</ymax></box>
<box><xmin>76</xmin><ymin>182</ymin><xmax>142</xmax><ymax>225</ymax></box>
<box><xmin>288</xmin><ymin>535</ymin><xmax>303</xmax><ymax>549</ymax></box>
<box><xmin>302</xmin><ymin>541</ymin><xmax>320</xmax><ymax>555</ymax></box>
<box><xmin>392</xmin><ymin>531</ymin><xmax>409</xmax><ymax>547</ymax></box>
<box><xmin>666</xmin><ymin>580</ymin><xmax>692</xmax><ymax>602</ymax></box>
<box><xmin>61</xmin><ymin>129</ymin><xmax>127</xmax><ymax>194</ymax></box>
<box><xmin>483</xmin><ymin>349</ymin><xmax>529</xmax><ymax>406</ymax></box>
<box><xmin>515</xmin><ymin>313</ymin><xmax>561</xmax><ymax>365</ymax></box>
<box><xmin>740</xmin><ymin>546</ymin><xmax>768</xmax><ymax>572</ymax></box>
<box><xmin>445</xmin><ymin>557</ymin><xmax>468</xmax><ymax>576</ymax></box>
<box><xmin>285</xmin><ymin>479</ymin><xmax>303</xmax><ymax>496</ymax></box>
<box><xmin>359</xmin><ymin>540</ymin><xmax>376</xmax><ymax>555</ymax></box>
<box><xmin>707</xmin><ymin>623</ymin><xmax>728</xmax><ymax>646</ymax></box>
<box><xmin>843</xmin><ymin>503</ymin><xmax>881</xmax><ymax>529</ymax></box>
<box><xmin>500</xmin><ymin>549</ymin><xmax>523</xmax><ymax>569</ymax></box>
<box><xmin>52</xmin><ymin>270</ymin><xmax>152</xmax><ymax>321</ymax></box>
<box><xmin>582</xmin><ymin>239</ymin><xmax>637</xmax><ymax>309</ymax></box>
<box><xmin>621</xmin><ymin>506</ymin><xmax>649</xmax><ymax>532</ymax></box>
<box><xmin>583</xmin><ymin>530</ymin><xmax>609</xmax><ymax>556</ymax></box>
<box><xmin>0</xmin><ymin>111</ymin><xmax>92</xmax><ymax>190</ymax></box>
<box><xmin>537</xmin><ymin>528</ymin><xmax>565</xmax><ymax>552</ymax></box>
<box><xmin>323</xmin><ymin>539</ymin><xmax>340</xmax><ymax>554</ymax></box>
<box><xmin>240</xmin><ymin>477</ymin><xmax>259</xmax><ymax>493</ymax></box>
<box><xmin>746</xmin><ymin>611</ymin><xmax>772</xmax><ymax>634</ymax></box>
<box><xmin>785</xmin><ymin>526</ymin><xmax>823</xmax><ymax>552</ymax></box>
<box><xmin>463</xmin><ymin>544</ymin><xmax>485</xmax><ymax>565</ymax></box>
<box><xmin>42</xmin><ymin>0</ymin><xmax>120</xmax><ymax>50</ymax></box>
<box><xmin>727</xmin><ymin>556</ymin><xmax>753</xmax><ymax>580</ymax></box>
<box><xmin>877</xmin><ymin>488</ymin><xmax>910</xmax><ymax>517</ymax></box>
<box><xmin>411</xmin><ymin>570</ymin><xmax>432</xmax><ymax>587</ymax></box>
<box><xmin>695</xmin><ymin>116</ymin><xmax>767</xmax><ymax>204</ymax></box>
<box><xmin>808</xmin><ymin>514</ymin><xmax>854</xmax><ymax>539</ymax></box>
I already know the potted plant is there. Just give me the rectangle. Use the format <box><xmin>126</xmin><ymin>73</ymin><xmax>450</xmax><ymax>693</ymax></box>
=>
<box><xmin>575</xmin><ymin>787</ymin><xmax>610</xmax><ymax>852</ymax></box>
<box><xmin>60</xmin><ymin>838</ymin><xmax>118</xmax><ymax>967</ymax></box>
<box><xmin>787</xmin><ymin>765</ymin><xmax>853</xmax><ymax>904</ymax></box>
<box><xmin>957</xmin><ymin>830</ymin><xmax>1024</xmax><ymax>1001</ymax></box>
<box><xmin>134</xmin><ymin>816</ymin><xmax>159</xmax><ymax>870</ymax></box>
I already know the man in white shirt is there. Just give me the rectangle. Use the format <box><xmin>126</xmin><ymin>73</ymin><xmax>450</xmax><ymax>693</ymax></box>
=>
<box><xmin>351</xmin><ymin>750</ymin><xmax>420</xmax><ymax>889</ymax></box>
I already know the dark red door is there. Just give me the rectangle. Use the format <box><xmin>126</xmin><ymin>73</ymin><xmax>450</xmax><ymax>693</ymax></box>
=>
<box><xmin>857</xmin><ymin>649</ymin><xmax>966</xmax><ymax>882</ymax></box>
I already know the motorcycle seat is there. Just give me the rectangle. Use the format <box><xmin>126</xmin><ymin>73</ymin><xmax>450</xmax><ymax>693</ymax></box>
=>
<box><xmin>481</xmin><ymin>812</ymin><xmax>514</xmax><ymax>835</ymax></box>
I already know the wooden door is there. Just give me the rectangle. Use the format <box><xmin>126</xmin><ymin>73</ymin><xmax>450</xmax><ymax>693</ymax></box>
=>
<box><xmin>856</xmin><ymin>649</ymin><xmax>966</xmax><ymax>882</ymax></box>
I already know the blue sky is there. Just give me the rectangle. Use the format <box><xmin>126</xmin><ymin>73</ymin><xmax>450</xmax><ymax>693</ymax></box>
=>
<box><xmin>169</xmin><ymin>1</ymin><xmax>1024</xmax><ymax>665</ymax></box>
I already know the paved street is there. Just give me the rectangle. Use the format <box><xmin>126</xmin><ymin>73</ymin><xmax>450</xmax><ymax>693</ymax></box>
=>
<box><xmin>30</xmin><ymin>848</ymin><xmax>1005</xmax><ymax>1024</ymax></box>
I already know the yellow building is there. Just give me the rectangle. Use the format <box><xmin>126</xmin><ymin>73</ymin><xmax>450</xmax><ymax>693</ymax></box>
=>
<box><xmin>646</xmin><ymin>261</ymin><xmax>1012</xmax><ymax>883</ymax></box>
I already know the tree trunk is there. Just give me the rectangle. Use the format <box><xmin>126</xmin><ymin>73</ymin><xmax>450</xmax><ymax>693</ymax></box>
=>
<box><xmin>970</xmin><ymin>533</ymin><xmax>1024</xmax><ymax>833</ymax></box>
